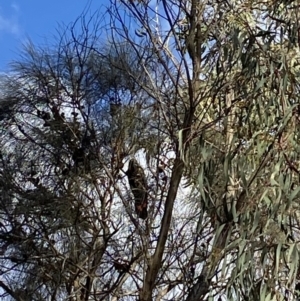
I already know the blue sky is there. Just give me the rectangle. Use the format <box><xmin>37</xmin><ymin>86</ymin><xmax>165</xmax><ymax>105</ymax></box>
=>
<box><xmin>0</xmin><ymin>0</ymin><xmax>108</xmax><ymax>72</ymax></box>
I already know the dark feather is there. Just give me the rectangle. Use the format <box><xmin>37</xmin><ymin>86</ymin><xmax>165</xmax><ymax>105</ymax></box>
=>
<box><xmin>126</xmin><ymin>159</ymin><xmax>148</xmax><ymax>219</ymax></box>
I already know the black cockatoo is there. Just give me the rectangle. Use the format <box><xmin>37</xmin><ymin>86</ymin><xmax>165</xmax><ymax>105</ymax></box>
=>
<box><xmin>125</xmin><ymin>159</ymin><xmax>148</xmax><ymax>219</ymax></box>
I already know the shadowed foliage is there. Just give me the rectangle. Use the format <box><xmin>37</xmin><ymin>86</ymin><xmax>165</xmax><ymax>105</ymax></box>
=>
<box><xmin>1</xmin><ymin>0</ymin><xmax>300</xmax><ymax>300</ymax></box>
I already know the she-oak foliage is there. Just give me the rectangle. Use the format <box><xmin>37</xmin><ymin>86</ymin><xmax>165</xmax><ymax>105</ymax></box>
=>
<box><xmin>0</xmin><ymin>0</ymin><xmax>300</xmax><ymax>300</ymax></box>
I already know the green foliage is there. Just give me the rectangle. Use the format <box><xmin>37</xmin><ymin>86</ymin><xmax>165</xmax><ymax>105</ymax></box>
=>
<box><xmin>1</xmin><ymin>0</ymin><xmax>300</xmax><ymax>300</ymax></box>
